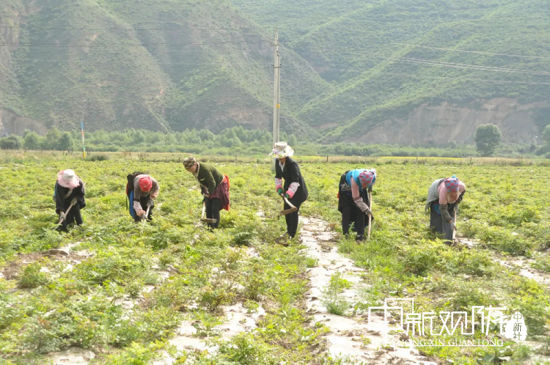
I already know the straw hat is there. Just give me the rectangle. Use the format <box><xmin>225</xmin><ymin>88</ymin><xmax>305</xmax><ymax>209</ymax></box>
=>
<box><xmin>270</xmin><ymin>142</ymin><xmax>294</xmax><ymax>158</ymax></box>
<box><xmin>57</xmin><ymin>169</ymin><xmax>80</xmax><ymax>189</ymax></box>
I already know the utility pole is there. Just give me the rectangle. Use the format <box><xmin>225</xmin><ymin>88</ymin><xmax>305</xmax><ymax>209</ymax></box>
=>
<box><xmin>272</xmin><ymin>31</ymin><xmax>280</xmax><ymax>146</ymax></box>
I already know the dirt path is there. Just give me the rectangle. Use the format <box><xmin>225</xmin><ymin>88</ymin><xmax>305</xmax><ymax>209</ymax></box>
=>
<box><xmin>300</xmin><ymin>217</ymin><xmax>436</xmax><ymax>364</ymax></box>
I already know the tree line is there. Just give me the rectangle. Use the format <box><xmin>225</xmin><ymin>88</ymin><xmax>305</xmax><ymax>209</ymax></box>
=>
<box><xmin>1</xmin><ymin>124</ymin><xmax>549</xmax><ymax>158</ymax></box>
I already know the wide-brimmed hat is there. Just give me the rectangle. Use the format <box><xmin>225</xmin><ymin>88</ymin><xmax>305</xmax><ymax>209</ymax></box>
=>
<box><xmin>57</xmin><ymin>169</ymin><xmax>80</xmax><ymax>189</ymax></box>
<box><xmin>183</xmin><ymin>156</ymin><xmax>197</xmax><ymax>169</ymax></box>
<box><xmin>270</xmin><ymin>142</ymin><xmax>294</xmax><ymax>158</ymax></box>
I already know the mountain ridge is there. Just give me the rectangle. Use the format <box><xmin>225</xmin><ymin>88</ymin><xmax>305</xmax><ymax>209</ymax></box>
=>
<box><xmin>0</xmin><ymin>0</ymin><xmax>548</xmax><ymax>145</ymax></box>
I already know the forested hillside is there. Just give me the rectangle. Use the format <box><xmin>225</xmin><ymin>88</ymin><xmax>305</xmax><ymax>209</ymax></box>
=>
<box><xmin>0</xmin><ymin>0</ymin><xmax>320</xmax><ymax>136</ymax></box>
<box><xmin>231</xmin><ymin>0</ymin><xmax>550</xmax><ymax>144</ymax></box>
<box><xmin>0</xmin><ymin>0</ymin><xmax>549</xmax><ymax>145</ymax></box>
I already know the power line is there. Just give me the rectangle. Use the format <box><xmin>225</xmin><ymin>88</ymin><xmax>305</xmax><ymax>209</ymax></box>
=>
<box><xmin>1</xmin><ymin>22</ymin><xmax>547</xmax><ymax>60</ymax></box>
<box><xmin>379</xmin><ymin>70</ymin><xmax>550</xmax><ymax>86</ymax></box>
<box><xmin>4</xmin><ymin>57</ymin><xmax>549</xmax><ymax>86</ymax></box>
<box><xmin>397</xmin><ymin>57</ymin><xmax>550</xmax><ymax>76</ymax></box>
<box><xmin>8</xmin><ymin>52</ymin><xmax>549</xmax><ymax>83</ymax></box>
<box><xmin>7</xmin><ymin>65</ymin><xmax>546</xmax><ymax>88</ymax></box>
<box><xmin>2</xmin><ymin>31</ymin><xmax>549</xmax><ymax>82</ymax></box>
<box><xmin>392</xmin><ymin>42</ymin><xmax>550</xmax><ymax>60</ymax></box>
<box><xmin>0</xmin><ymin>39</ymin><xmax>272</xmax><ymax>48</ymax></box>
<box><xmin>0</xmin><ymin>24</ymin><xmax>273</xmax><ymax>42</ymax></box>
<box><xmin>0</xmin><ymin>24</ymin><xmax>266</xmax><ymax>32</ymax></box>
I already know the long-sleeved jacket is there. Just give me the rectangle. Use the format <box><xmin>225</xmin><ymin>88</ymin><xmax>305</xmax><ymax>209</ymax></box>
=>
<box><xmin>343</xmin><ymin>169</ymin><xmax>375</xmax><ymax>213</ymax></box>
<box><xmin>195</xmin><ymin>162</ymin><xmax>224</xmax><ymax>196</ymax></box>
<box><xmin>426</xmin><ymin>178</ymin><xmax>466</xmax><ymax>222</ymax></box>
<box><xmin>275</xmin><ymin>157</ymin><xmax>308</xmax><ymax>205</ymax></box>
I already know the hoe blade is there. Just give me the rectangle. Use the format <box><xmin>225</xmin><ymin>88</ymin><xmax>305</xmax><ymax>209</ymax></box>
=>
<box><xmin>279</xmin><ymin>207</ymin><xmax>298</xmax><ymax>215</ymax></box>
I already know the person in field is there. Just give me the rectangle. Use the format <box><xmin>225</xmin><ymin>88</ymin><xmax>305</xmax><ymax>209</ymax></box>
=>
<box><xmin>183</xmin><ymin>156</ymin><xmax>230</xmax><ymax>229</ymax></box>
<box><xmin>127</xmin><ymin>173</ymin><xmax>159</xmax><ymax>222</ymax></box>
<box><xmin>54</xmin><ymin>169</ymin><xmax>86</xmax><ymax>232</ymax></box>
<box><xmin>426</xmin><ymin>176</ymin><xmax>466</xmax><ymax>244</ymax></box>
<box><xmin>272</xmin><ymin>142</ymin><xmax>308</xmax><ymax>242</ymax></box>
<box><xmin>338</xmin><ymin>168</ymin><xmax>376</xmax><ymax>241</ymax></box>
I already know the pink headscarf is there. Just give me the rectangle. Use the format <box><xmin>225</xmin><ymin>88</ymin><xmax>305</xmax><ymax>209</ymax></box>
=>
<box><xmin>444</xmin><ymin>176</ymin><xmax>460</xmax><ymax>192</ymax></box>
<box><xmin>358</xmin><ymin>170</ymin><xmax>375</xmax><ymax>187</ymax></box>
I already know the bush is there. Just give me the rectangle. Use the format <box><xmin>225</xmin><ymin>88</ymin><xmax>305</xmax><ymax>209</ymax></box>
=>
<box><xmin>88</xmin><ymin>154</ymin><xmax>109</xmax><ymax>161</ymax></box>
<box><xmin>0</xmin><ymin>136</ymin><xmax>22</xmax><ymax>150</ymax></box>
<box><xmin>23</xmin><ymin>131</ymin><xmax>42</xmax><ymax>150</ymax></box>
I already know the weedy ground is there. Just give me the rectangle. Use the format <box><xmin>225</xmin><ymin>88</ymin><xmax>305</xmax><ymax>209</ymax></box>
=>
<box><xmin>0</xmin><ymin>152</ymin><xmax>548</xmax><ymax>364</ymax></box>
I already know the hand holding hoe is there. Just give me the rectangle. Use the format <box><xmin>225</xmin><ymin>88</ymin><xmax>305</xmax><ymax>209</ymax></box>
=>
<box><xmin>57</xmin><ymin>198</ymin><xmax>77</xmax><ymax>226</ymax></box>
<box><xmin>279</xmin><ymin>194</ymin><xmax>297</xmax><ymax>216</ymax></box>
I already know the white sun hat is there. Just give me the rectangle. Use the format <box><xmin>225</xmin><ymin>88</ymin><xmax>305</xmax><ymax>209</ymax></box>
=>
<box><xmin>270</xmin><ymin>141</ymin><xmax>294</xmax><ymax>158</ymax></box>
<box><xmin>57</xmin><ymin>169</ymin><xmax>80</xmax><ymax>189</ymax></box>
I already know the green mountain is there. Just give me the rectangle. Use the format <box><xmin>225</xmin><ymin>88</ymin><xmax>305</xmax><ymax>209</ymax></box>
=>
<box><xmin>0</xmin><ymin>0</ymin><xmax>549</xmax><ymax>145</ymax></box>
<box><xmin>0</xmin><ymin>0</ymin><xmax>323</xmax><ymax>137</ymax></box>
<box><xmin>231</xmin><ymin>0</ymin><xmax>550</xmax><ymax>144</ymax></box>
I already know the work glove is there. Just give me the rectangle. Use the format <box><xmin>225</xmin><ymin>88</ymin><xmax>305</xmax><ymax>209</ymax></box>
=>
<box><xmin>277</xmin><ymin>188</ymin><xmax>284</xmax><ymax>195</ymax></box>
<box><xmin>450</xmin><ymin>222</ymin><xmax>457</xmax><ymax>231</ymax></box>
<box><xmin>285</xmin><ymin>193</ymin><xmax>290</xmax><ymax>199</ymax></box>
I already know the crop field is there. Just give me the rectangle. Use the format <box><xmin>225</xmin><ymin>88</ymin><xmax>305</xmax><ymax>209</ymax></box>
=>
<box><xmin>0</xmin><ymin>152</ymin><xmax>549</xmax><ymax>364</ymax></box>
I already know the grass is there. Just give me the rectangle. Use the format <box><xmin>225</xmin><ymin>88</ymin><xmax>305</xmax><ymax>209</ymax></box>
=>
<box><xmin>0</xmin><ymin>152</ymin><xmax>548</xmax><ymax>363</ymax></box>
<box><xmin>323</xmin><ymin>273</ymin><xmax>352</xmax><ymax>315</ymax></box>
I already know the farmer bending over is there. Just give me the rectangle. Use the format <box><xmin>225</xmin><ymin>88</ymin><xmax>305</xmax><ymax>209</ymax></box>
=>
<box><xmin>426</xmin><ymin>176</ymin><xmax>466</xmax><ymax>244</ymax></box>
<box><xmin>183</xmin><ymin>156</ymin><xmax>230</xmax><ymax>229</ymax></box>
<box><xmin>338</xmin><ymin>169</ymin><xmax>376</xmax><ymax>241</ymax></box>
<box><xmin>54</xmin><ymin>169</ymin><xmax>86</xmax><ymax>232</ymax></box>
<box><xmin>272</xmin><ymin>142</ymin><xmax>308</xmax><ymax>242</ymax></box>
<box><xmin>131</xmin><ymin>174</ymin><xmax>159</xmax><ymax>222</ymax></box>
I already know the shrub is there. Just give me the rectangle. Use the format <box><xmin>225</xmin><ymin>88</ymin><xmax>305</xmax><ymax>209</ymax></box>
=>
<box><xmin>88</xmin><ymin>154</ymin><xmax>109</xmax><ymax>161</ymax></box>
